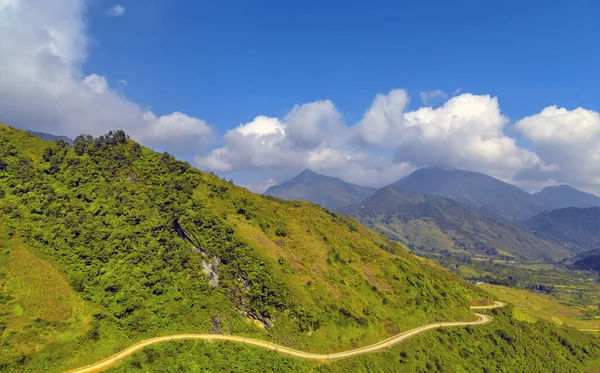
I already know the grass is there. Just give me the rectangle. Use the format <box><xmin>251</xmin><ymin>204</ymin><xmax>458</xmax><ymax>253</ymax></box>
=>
<box><xmin>480</xmin><ymin>284</ymin><xmax>600</xmax><ymax>330</ymax></box>
<box><xmin>0</xmin><ymin>234</ymin><xmax>91</xmax><ymax>356</ymax></box>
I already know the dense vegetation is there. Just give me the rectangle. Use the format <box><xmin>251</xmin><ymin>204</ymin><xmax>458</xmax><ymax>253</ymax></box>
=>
<box><xmin>0</xmin><ymin>124</ymin><xmax>485</xmax><ymax>371</ymax></box>
<box><xmin>522</xmin><ymin>207</ymin><xmax>600</xmax><ymax>251</ymax></box>
<box><xmin>341</xmin><ymin>185</ymin><xmax>568</xmax><ymax>261</ymax></box>
<box><xmin>108</xmin><ymin>307</ymin><xmax>600</xmax><ymax>372</ymax></box>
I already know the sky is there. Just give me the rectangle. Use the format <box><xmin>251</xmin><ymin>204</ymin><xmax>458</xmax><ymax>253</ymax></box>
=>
<box><xmin>1</xmin><ymin>0</ymin><xmax>600</xmax><ymax>194</ymax></box>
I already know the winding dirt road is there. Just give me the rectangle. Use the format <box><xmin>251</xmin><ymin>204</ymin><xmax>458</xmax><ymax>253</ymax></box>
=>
<box><xmin>66</xmin><ymin>301</ymin><xmax>505</xmax><ymax>373</ymax></box>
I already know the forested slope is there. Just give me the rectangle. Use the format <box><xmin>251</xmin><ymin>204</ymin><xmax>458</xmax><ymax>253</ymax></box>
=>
<box><xmin>341</xmin><ymin>185</ymin><xmax>568</xmax><ymax>261</ymax></box>
<box><xmin>108</xmin><ymin>307</ymin><xmax>600</xmax><ymax>373</ymax></box>
<box><xmin>0</xmin><ymin>124</ymin><xmax>485</xmax><ymax>371</ymax></box>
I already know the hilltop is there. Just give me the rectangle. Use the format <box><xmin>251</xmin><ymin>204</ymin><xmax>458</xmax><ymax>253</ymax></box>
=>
<box><xmin>264</xmin><ymin>169</ymin><xmax>376</xmax><ymax>210</ymax></box>
<box><xmin>341</xmin><ymin>185</ymin><xmax>569</xmax><ymax>261</ymax></box>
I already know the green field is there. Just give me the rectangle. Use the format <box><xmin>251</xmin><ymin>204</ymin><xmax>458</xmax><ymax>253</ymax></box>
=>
<box><xmin>481</xmin><ymin>284</ymin><xmax>600</xmax><ymax>330</ymax></box>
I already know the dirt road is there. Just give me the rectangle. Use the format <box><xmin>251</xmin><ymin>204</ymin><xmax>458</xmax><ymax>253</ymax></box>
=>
<box><xmin>66</xmin><ymin>301</ymin><xmax>505</xmax><ymax>373</ymax></box>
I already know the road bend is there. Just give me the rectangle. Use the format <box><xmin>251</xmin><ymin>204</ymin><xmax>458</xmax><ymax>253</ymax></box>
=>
<box><xmin>66</xmin><ymin>301</ymin><xmax>505</xmax><ymax>373</ymax></box>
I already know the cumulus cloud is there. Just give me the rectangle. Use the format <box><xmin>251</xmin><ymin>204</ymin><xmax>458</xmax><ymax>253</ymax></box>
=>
<box><xmin>285</xmin><ymin>100</ymin><xmax>345</xmax><ymax>149</ymax></box>
<box><xmin>200</xmin><ymin>90</ymin><xmax>591</xmax><ymax>190</ymax></box>
<box><xmin>354</xmin><ymin>91</ymin><xmax>539</xmax><ymax>180</ymax></box>
<box><xmin>356</xmin><ymin>89</ymin><xmax>410</xmax><ymax>147</ymax></box>
<box><xmin>140</xmin><ymin>112</ymin><xmax>214</xmax><ymax>149</ymax></box>
<box><xmin>515</xmin><ymin>106</ymin><xmax>600</xmax><ymax>193</ymax></box>
<box><xmin>419</xmin><ymin>89</ymin><xmax>448</xmax><ymax>106</ymax></box>
<box><xmin>0</xmin><ymin>0</ymin><xmax>212</xmax><ymax>152</ymax></box>
<box><xmin>194</xmin><ymin>100</ymin><xmax>414</xmax><ymax>187</ymax></box>
<box><xmin>2</xmin><ymin>1</ymin><xmax>599</xmax><ymax>194</ymax></box>
<box><xmin>107</xmin><ymin>4</ymin><xmax>125</xmax><ymax>17</ymax></box>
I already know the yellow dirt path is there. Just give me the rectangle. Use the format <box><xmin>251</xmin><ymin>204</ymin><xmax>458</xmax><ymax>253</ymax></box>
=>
<box><xmin>67</xmin><ymin>301</ymin><xmax>505</xmax><ymax>373</ymax></box>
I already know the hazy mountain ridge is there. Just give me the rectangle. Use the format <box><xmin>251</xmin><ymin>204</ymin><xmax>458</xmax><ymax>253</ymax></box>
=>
<box><xmin>570</xmin><ymin>248</ymin><xmax>600</xmax><ymax>273</ymax></box>
<box><xmin>28</xmin><ymin>130</ymin><xmax>73</xmax><ymax>144</ymax></box>
<box><xmin>264</xmin><ymin>169</ymin><xmax>377</xmax><ymax>210</ymax></box>
<box><xmin>394</xmin><ymin>168</ymin><xmax>548</xmax><ymax>222</ymax></box>
<box><xmin>522</xmin><ymin>207</ymin><xmax>600</xmax><ymax>252</ymax></box>
<box><xmin>533</xmin><ymin>185</ymin><xmax>600</xmax><ymax>210</ymax></box>
<box><xmin>341</xmin><ymin>185</ymin><xmax>570</xmax><ymax>261</ymax></box>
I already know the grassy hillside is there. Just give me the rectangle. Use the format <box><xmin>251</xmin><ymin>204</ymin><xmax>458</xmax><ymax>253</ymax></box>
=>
<box><xmin>108</xmin><ymin>307</ymin><xmax>600</xmax><ymax>373</ymax></box>
<box><xmin>341</xmin><ymin>185</ymin><xmax>568</xmax><ymax>261</ymax></box>
<box><xmin>481</xmin><ymin>284</ymin><xmax>600</xmax><ymax>330</ymax></box>
<box><xmin>0</xmin><ymin>124</ymin><xmax>487</xmax><ymax>371</ymax></box>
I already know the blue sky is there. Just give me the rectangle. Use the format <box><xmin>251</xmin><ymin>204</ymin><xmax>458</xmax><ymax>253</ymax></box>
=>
<box><xmin>2</xmin><ymin>0</ymin><xmax>600</xmax><ymax>193</ymax></box>
<box><xmin>85</xmin><ymin>0</ymin><xmax>600</xmax><ymax>130</ymax></box>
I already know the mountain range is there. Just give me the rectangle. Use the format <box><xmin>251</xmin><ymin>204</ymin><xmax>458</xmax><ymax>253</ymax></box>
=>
<box><xmin>266</xmin><ymin>168</ymin><xmax>600</xmax><ymax>261</ymax></box>
<box><xmin>340</xmin><ymin>185</ymin><xmax>569</xmax><ymax>261</ymax></box>
<box><xmin>393</xmin><ymin>168</ymin><xmax>548</xmax><ymax>222</ymax></box>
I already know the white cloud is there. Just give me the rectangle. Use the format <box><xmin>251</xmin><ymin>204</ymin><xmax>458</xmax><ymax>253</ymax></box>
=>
<box><xmin>197</xmin><ymin>91</ymin><xmax>560</xmax><ymax>189</ymax></box>
<box><xmin>0</xmin><ymin>0</ymin><xmax>212</xmax><ymax>152</ymax></box>
<box><xmin>515</xmin><ymin>106</ymin><xmax>600</xmax><ymax>194</ymax></box>
<box><xmin>240</xmin><ymin>178</ymin><xmax>277</xmax><ymax>194</ymax></box>
<box><xmin>395</xmin><ymin>94</ymin><xmax>539</xmax><ymax>179</ymax></box>
<box><xmin>285</xmin><ymin>100</ymin><xmax>345</xmax><ymax>149</ymax></box>
<box><xmin>107</xmin><ymin>4</ymin><xmax>125</xmax><ymax>17</ymax></box>
<box><xmin>140</xmin><ymin>112</ymin><xmax>214</xmax><ymax>149</ymax></box>
<box><xmin>3</xmin><ymin>1</ymin><xmax>600</xmax><ymax>195</ymax></box>
<box><xmin>353</xmin><ymin>91</ymin><xmax>539</xmax><ymax>180</ymax></box>
<box><xmin>356</xmin><ymin>89</ymin><xmax>410</xmax><ymax>147</ymax></box>
<box><xmin>83</xmin><ymin>73</ymin><xmax>109</xmax><ymax>93</ymax></box>
<box><xmin>419</xmin><ymin>89</ymin><xmax>448</xmax><ymax>106</ymax></box>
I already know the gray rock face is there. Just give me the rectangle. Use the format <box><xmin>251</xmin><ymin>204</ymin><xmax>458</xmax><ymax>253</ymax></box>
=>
<box><xmin>202</xmin><ymin>256</ymin><xmax>220</xmax><ymax>287</ymax></box>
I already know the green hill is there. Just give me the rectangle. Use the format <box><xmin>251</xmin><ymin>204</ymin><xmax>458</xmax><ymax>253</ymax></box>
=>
<box><xmin>341</xmin><ymin>185</ymin><xmax>569</xmax><ymax>261</ymax></box>
<box><xmin>1</xmin><ymin>124</ymin><xmax>600</xmax><ymax>372</ymax></box>
<box><xmin>0</xmin><ymin>124</ymin><xmax>487</xmax><ymax>371</ymax></box>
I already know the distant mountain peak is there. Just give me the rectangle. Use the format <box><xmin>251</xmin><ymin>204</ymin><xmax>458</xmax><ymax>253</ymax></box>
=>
<box><xmin>264</xmin><ymin>170</ymin><xmax>376</xmax><ymax>210</ymax></box>
<box><xmin>534</xmin><ymin>184</ymin><xmax>600</xmax><ymax>210</ymax></box>
<box><xmin>395</xmin><ymin>167</ymin><xmax>547</xmax><ymax>221</ymax></box>
<box><xmin>299</xmin><ymin>168</ymin><xmax>317</xmax><ymax>175</ymax></box>
<box><xmin>28</xmin><ymin>130</ymin><xmax>73</xmax><ymax>144</ymax></box>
